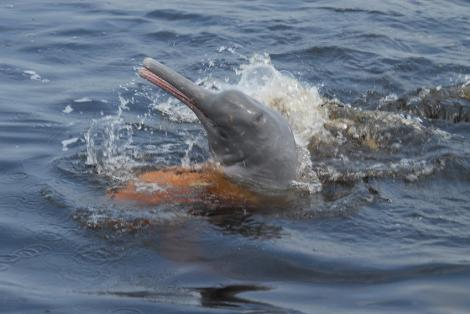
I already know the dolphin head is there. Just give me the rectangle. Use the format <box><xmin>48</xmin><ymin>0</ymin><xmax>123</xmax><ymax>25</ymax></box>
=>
<box><xmin>140</xmin><ymin>58</ymin><xmax>298</xmax><ymax>190</ymax></box>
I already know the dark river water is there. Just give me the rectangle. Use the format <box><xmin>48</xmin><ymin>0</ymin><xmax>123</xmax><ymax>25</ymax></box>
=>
<box><xmin>2</xmin><ymin>1</ymin><xmax>470</xmax><ymax>313</ymax></box>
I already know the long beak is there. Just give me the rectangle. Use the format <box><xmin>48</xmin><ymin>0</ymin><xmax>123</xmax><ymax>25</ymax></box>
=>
<box><xmin>139</xmin><ymin>58</ymin><xmax>211</xmax><ymax>115</ymax></box>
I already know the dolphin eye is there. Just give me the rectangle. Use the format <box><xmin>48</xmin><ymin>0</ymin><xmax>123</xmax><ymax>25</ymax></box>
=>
<box><xmin>219</xmin><ymin>129</ymin><xmax>229</xmax><ymax>139</ymax></box>
<box><xmin>254</xmin><ymin>112</ymin><xmax>264</xmax><ymax>123</ymax></box>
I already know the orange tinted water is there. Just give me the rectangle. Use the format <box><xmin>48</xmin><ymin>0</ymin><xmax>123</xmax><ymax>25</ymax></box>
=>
<box><xmin>112</xmin><ymin>166</ymin><xmax>260</xmax><ymax>207</ymax></box>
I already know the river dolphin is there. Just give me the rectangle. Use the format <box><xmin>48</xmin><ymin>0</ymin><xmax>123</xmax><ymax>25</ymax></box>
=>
<box><xmin>139</xmin><ymin>58</ymin><xmax>298</xmax><ymax>191</ymax></box>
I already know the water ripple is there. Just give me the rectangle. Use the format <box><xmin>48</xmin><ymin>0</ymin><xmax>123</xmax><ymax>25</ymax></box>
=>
<box><xmin>74</xmin><ymin>244</ymin><xmax>127</xmax><ymax>265</ymax></box>
<box><xmin>145</xmin><ymin>9</ymin><xmax>207</xmax><ymax>21</ymax></box>
<box><xmin>1</xmin><ymin>0</ymin><xmax>470</xmax><ymax>312</ymax></box>
<box><xmin>109</xmin><ymin>308</ymin><xmax>144</xmax><ymax>314</ymax></box>
<box><xmin>317</xmin><ymin>6</ymin><xmax>404</xmax><ymax>17</ymax></box>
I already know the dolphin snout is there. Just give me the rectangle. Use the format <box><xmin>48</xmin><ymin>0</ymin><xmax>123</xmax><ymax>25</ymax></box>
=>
<box><xmin>139</xmin><ymin>58</ymin><xmax>210</xmax><ymax>111</ymax></box>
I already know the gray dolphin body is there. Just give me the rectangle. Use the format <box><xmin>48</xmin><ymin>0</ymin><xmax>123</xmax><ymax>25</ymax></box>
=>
<box><xmin>139</xmin><ymin>58</ymin><xmax>298</xmax><ymax>191</ymax></box>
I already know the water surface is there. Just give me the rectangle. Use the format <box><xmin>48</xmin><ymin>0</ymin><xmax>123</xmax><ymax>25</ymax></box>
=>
<box><xmin>1</xmin><ymin>1</ymin><xmax>470</xmax><ymax>313</ymax></box>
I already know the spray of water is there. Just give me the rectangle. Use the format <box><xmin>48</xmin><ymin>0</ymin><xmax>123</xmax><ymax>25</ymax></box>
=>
<box><xmin>206</xmin><ymin>53</ymin><xmax>328</xmax><ymax>192</ymax></box>
<box><xmin>85</xmin><ymin>95</ymin><xmax>140</xmax><ymax>181</ymax></box>
<box><xmin>85</xmin><ymin>53</ymin><xmax>328</xmax><ymax>192</ymax></box>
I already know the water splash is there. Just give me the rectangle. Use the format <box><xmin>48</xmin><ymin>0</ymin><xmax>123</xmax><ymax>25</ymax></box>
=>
<box><xmin>198</xmin><ymin>53</ymin><xmax>328</xmax><ymax>144</ymax></box>
<box><xmin>234</xmin><ymin>54</ymin><xmax>327</xmax><ymax>192</ymax></box>
<box><xmin>85</xmin><ymin>96</ymin><xmax>139</xmax><ymax>181</ymax></box>
<box><xmin>85</xmin><ymin>53</ymin><xmax>328</xmax><ymax>192</ymax></box>
<box><xmin>150</xmin><ymin>97</ymin><xmax>197</xmax><ymax>123</ymax></box>
<box><xmin>236</xmin><ymin>53</ymin><xmax>327</xmax><ymax>144</ymax></box>
<box><xmin>181</xmin><ymin>136</ymin><xmax>201</xmax><ymax>168</ymax></box>
<box><xmin>84</xmin><ymin>52</ymin><xmax>454</xmax><ymax>194</ymax></box>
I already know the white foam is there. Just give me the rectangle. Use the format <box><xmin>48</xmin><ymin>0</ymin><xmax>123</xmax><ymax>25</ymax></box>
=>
<box><xmin>236</xmin><ymin>53</ymin><xmax>327</xmax><ymax>145</ymax></box>
<box><xmin>24</xmin><ymin>70</ymin><xmax>41</xmax><ymax>80</ymax></box>
<box><xmin>135</xmin><ymin>181</ymin><xmax>167</xmax><ymax>193</ymax></box>
<box><xmin>62</xmin><ymin>137</ymin><xmax>79</xmax><ymax>151</ymax></box>
<box><xmin>24</xmin><ymin>70</ymin><xmax>49</xmax><ymax>83</ymax></box>
<box><xmin>63</xmin><ymin>105</ymin><xmax>74</xmax><ymax>114</ymax></box>
<box><xmin>151</xmin><ymin>98</ymin><xmax>198</xmax><ymax>123</ymax></box>
<box><xmin>217</xmin><ymin>46</ymin><xmax>236</xmax><ymax>54</ymax></box>
<box><xmin>74</xmin><ymin>97</ymin><xmax>92</xmax><ymax>103</ymax></box>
